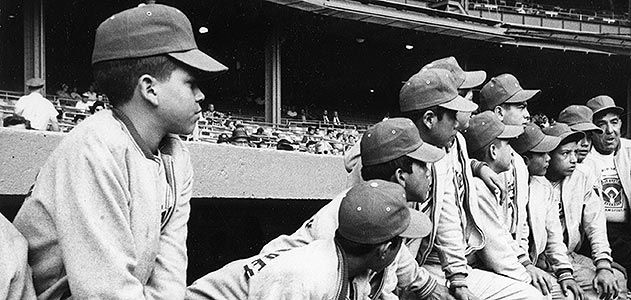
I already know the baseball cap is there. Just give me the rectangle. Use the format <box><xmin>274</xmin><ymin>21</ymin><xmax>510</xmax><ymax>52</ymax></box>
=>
<box><xmin>338</xmin><ymin>180</ymin><xmax>432</xmax><ymax>244</ymax></box>
<box><xmin>25</xmin><ymin>78</ymin><xmax>45</xmax><ymax>88</ymax></box>
<box><xmin>462</xmin><ymin>111</ymin><xmax>523</xmax><ymax>154</ymax></box>
<box><xmin>558</xmin><ymin>105</ymin><xmax>603</xmax><ymax>134</ymax></box>
<box><xmin>421</xmin><ymin>57</ymin><xmax>487</xmax><ymax>89</ymax></box>
<box><xmin>542</xmin><ymin>123</ymin><xmax>585</xmax><ymax>145</ymax></box>
<box><xmin>479</xmin><ymin>74</ymin><xmax>541</xmax><ymax>111</ymax></box>
<box><xmin>586</xmin><ymin>95</ymin><xmax>624</xmax><ymax>117</ymax></box>
<box><xmin>92</xmin><ymin>4</ymin><xmax>228</xmax><ymax>73</ymax></box>
<box><xmin>361</xmin><ymin>118</ymin><xmax>445</xmax><ymax>166</ymax></box>
<box><xmin>399</xmin><ymin>68</ymin><xmax>478</xmax><ymax>113</ymax></box>
<box><xmin>511</xmin><ymin>123</ymin><xmax>561</xmax><ymax>154</ymax></box>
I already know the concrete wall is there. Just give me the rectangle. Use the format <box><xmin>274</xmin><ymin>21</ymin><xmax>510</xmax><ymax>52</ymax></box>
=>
<box><xmin>0</xmin><ymin>128</ymin><xmax>349</xmax><ymax>198</ymax></box>
<box><xmin>0</xmin><ymin>128</ymin><xmax>350</xmax><ymax>281</ymax></box>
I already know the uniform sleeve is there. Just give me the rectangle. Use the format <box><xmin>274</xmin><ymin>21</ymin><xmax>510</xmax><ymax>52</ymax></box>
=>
<box><xmin>44</xmin><ymin>136</ymin><xmax>150</xmax><ymax>298</ymax></box>
<box><xmin>543</xmin><ymin>194</ymin><xmax>573</xmax><ymax>273</ymax></box>
<box><xmin>435</xmin><ymin>169</ymin><xmax>469</xmax><ymax>281</ymax></box>
<box><xmin>473</xmin><ymin>181</ymin><xmax>530</xmax><ymax>283</ymax></box>
<box><xmin>395</xmin><ymin>245</ymin><xmax>438</xmax><ymax>298</ymax></box>
<box><xmin>581</xmin><ymin>174</ymin><xmax>613</xmax><ymax>263</ymax></box>
<box><xmin>145</xmin><ymin>153</ymin><xmax>192</xmax><ymax>299</ymax></box>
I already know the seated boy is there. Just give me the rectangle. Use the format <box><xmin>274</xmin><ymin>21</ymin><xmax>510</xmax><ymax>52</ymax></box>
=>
<box><xmin>543</xmin><ymin>122</ymin><xmax>627</xmax><ymax>300</ymax></box>
<box><xmin>512</xmin><ymin>123</ymin><xmax>582</xmax><ymax>299</ymax></box>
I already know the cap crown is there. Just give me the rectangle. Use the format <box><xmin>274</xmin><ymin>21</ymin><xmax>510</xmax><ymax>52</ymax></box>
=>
<box><xmin>513</xmin><ymin>123</ymin><xmax>545</xmax><ymax>154</ymax></box>
<box><xmin>361</xmin><ymin>118</ymin><xmax>422</xmax><ymax>166</ymax></box>
<box><xmin>93</xmin><ymin>4</ymin><xmax>197</xmax><ymax>64</ymax></box>
<box><xmin>479</xmin><ymin>74</ymin><xmax>522</xmax><ymax>110</ymax></box>
<box><xmin>587</xmin><ymin>95</ymin><xmax>624</xmax><ymax>116</ymax></box>
<box><xmin>338</xmin><ymin>180</ymin><xmax>410</xmax><ymax>244</ymax></box>
<box><xmin>558</xmin><ymin>105</ymin><xmax>593</xmax><ymax>126</ymax></box>
<box><xmin>462</xmin><ymin>111</ymin><xmax>505</xmax><ymax>153</ymax></box>
<box><xmin>421</xmin><ymin>57</ymin><xmax>466</xmax><ymax>88</ymax></box>
<box><xmin>399</xmin><ymin>69</ymin><xmax>459</xmax><ymax>112</ymax></box>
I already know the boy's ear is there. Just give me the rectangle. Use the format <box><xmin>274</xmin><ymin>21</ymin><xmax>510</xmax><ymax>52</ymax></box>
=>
<box><xmin>392</xmin><ymin>168</ymin><xmax>407</xmax><ymax>187</ymax></box>
<box><xmin>422</xmin><ymin>110</ymin><xmax>436</xmax><ymax>129</ymax></box>
<box><xmin>488</xmin><ymin>143</ymin><xmax>498</xmax><ymax>161</ymax></box>
<box><xmin>521</xmin><ymin>154</ymin><xmax>530</xmax><ymax>166</ymax></box>
<box><xmin>493</xmin><ymin>106</ymin><xmax>504</xmax><ymax>121</ymax></box>
<box><xmin>138</xmin><ymin>74</ymin><xmax>159</xmax><ymax>106</ymax></box>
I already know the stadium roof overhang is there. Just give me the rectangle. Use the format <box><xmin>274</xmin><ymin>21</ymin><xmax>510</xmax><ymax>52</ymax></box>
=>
<box><xmin>265</xmin><ymin>0</ymin><xmax>631</xmax><ymax>56</ymax></box>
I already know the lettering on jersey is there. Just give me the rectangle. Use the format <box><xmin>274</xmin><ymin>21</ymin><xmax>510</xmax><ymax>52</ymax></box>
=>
<box><xmin>243</xmin><ymin>249</ymin><xmax>290</xmax><ymax>280</ymax></box>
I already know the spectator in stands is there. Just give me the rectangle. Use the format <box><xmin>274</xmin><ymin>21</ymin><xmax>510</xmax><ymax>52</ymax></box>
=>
<box><xmin>217</xmin><ymin>133</ymin><xmax>230</xmax><ymax>144</ymax></box>
<box><xmin>300</xmin><ymin>108</ymin><xmax>307</xmax><ymax>122</ymax></box>
<box><xmin>89</xmin><ymin>100</ymin><xmax>106</xmax><ymax>114</ymax></box>
<box><xmin>14</xmin><ymin>78</ymin><xmax>60</xmax><ymax>132</ymax></box>
<box><xmin>70</xmin><ymin>87</ymin><xmax>82</xmax><ymax>101</ymax></box>
<box><xmin>13</xmin><ymin>4</ymin><xmax>228</xmax><ymax>299</ymax></box>
<box><xmin>532</xmin><ymin>113</ymin><xmax>550</xmax><ymax>128</ymax></box>
<box><xmin>315</xmin><ymin>140</ymin><xmax>333</xmax><ymax>155</ymax></box>
<box><xmin>82</xmin><ymin>83</ymin><xmax>97</xmax><ymax>101</ymax></box>
<box><xmin>230</xmin><ymin>126</ymin><xmax>253</xmax><ymax>147</ymax></box>
<box><xmin>75</xmin><ymin>96</ymin><xmax>91</xmax><ymax>111</ymax></box>
<box><xmin>332</xmin><ymin>110</ymin><xmax>341</xmax><ymax>125</ymax></box>
<box><xmin>250</xmin><ymin>127</ymin><xmax>265</xmax><ymax>147</ymax></box>
<box><xmin>73</xmin><ymin>114</ymin><xmax>86</xmax><ymax>125</ymax></box>
<box><xmin>3</xmin><ymin>114</ymin><xmax>30</xmax><ymax>130</ymax></box>
<box><xmin>286</xmin><ymin>106</ymin><xmax>298</xmax><ymax>118</ymax></box>
<box><xmin>322</xmin><ymin>109</ymin><xmax>330</xmax><ymax>124</ymax></box>
<box><xmin>56</xmin><ymin>83</ymin><xmax>71</xmax><ymax>99</ymax></box>
<box><xmin>203</xmin><ymin>103</ymin><xmax>223</xmax><ymax>119</ymax></box>
<box><xmin>277</xmin><ymin>138</ymin><xmax>295</xmax><ymax>151</ymax></box>
<box><xmin>305</xmin><ymin>140</ymin><xmax>318</xmax><ymax>153</ymax></box>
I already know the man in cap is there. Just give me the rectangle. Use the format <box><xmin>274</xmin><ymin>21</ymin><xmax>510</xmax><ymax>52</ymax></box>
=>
<box><xmin>420</xmin><ymin>56</ymin><xmax>486</xmax><ymax>131</ymax></box>
<box><xmin>14</xmin><ymin>78</ymin><xmax>60</xmax><ymax>131</ymax></box>
<box><xmin>543</xmin><ymin>123</ymin><xmax>626</xmax><ymax>300</ymax></box>
<box><xmin>13</xmin><ymin>4</ymin><xmax>227</xmax><ymax>299</ymax></box>
<box><xmin>478</xmin><ymin>73</ymin><xmax>544</xmax><ymax>291</ymax></box>
<box><xmin>581</xmin><ymin>96</ymin><xmax>631</xmax><ymax>287</ymax></box>
<box><xmin>512</xmin><ymin>124</ymin><xmax>583</xmax><ymax>299</ymax></box>
<box><xmin>191</xmin><ymin>180</ymin><xmax>432</xmax><ymax>300</ymax></box>
<box><xmin>557</xmin><ymin>105</ymin><xmax>604</xmax><ymax>164</ymax></box>
<box><xmin>188</xmin><ymin>118</ymin><xmax>452</xmax><ymax>299</ymax></box>
<box><xmin>396</xmin><ymin>68</ymin><xmax>540</xmax><ymax>299</ymax></box>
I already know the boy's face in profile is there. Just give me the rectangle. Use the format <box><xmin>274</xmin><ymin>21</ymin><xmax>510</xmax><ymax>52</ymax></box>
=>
<box><xmin>403</xmin><ymin>161</ymin><xmax>432</xmax><ymax>204</ymax></box>
<box><xmin>525</xmin><ymin>152</ymin><xmax>550</xmax><ymax>176</ymax></box>
<box><xmin>154</xmin><ymin>66</ymin><xmax>205</xmax><ymax>135</ymax></box>
<box><xmin>548</xmin><ymin>141</ymin><xmax>578</xmax><ymax>178</ymax></box>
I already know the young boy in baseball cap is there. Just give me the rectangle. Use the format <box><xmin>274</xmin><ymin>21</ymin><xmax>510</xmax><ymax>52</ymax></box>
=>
<box><xmin>511</xmin><ymin>123</ymin><xmax>583</xmax><ymax>300</ymax></box>
<box><xmin>187</xmin><ymin>118</ymin><xmax>451</xmax><ymax>299</ymax></box>
<box><xmin>543</xmin><ymin>123</ymin><xmax>627</xmax><ymax>300</ymax></box>
<box><xmin>557</xmin><ymin>105</ymin><xmax>603</xmax><ymax>164</ymax></box>
<box><xmin>14</xmin><ymin>4</ymin><xmax>226</xmax><ymax>299</ymax></box>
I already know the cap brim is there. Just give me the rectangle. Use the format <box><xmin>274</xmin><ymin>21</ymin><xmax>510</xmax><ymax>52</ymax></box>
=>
<box><xmin>406</xmin><ymin>142</ymin><xmax>446</xmax><ymax>163</ymax></box>
<box><xmin>559</xmin><ymin>131</ymin><xmax>585</xmax><ymax>144</ymax></box>
<box><xmin>530</xmin><ymin>135</ymin><xmax>562</xmax><ymax>153</ymax></box>
<box><xmin>168</xmin><ymin>49</ymin><xmax>228</xmax><ymax>73</ymax></box>
<box><xmin>505</xmin><ymin>89</ymin><xmax>541</xmax><ymax>104</ymax></box>
<box><xmin>570</xmin><ymin>122</ymin><xmax>604</xmax><ymax>134</ymax></box>
<box><xmin>460</xmin><ymin>70</ymin><xmax>487</xmax><ymax>89</ymax></box>
<box><xmin>497</xmin><ymin>125</ymin><xmax>524</xmax><ymax>139</ymax></box>
<box><xmin>593</xmin><ymin>107</ymin><xmax>625</xmax><ymax>118</ymax></box>
<box><xmin>399</xmin><ymin>209</ymin><xmax>432</xmax><ymax>239</ymax></box>
<box><xmin>439</xmin><ymin>95</ymin><xmax>478</xmax><ymax>112</ymax></box>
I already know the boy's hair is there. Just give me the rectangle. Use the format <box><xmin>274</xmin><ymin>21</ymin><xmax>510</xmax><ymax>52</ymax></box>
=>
<box><xmin>469</xmin><ymin>139</ymin><xmax>503</xmax><ymax>162</ymax></box>
<box><xmin>361</xmin><ymin>155</ymin><xmax>426</xmax><ymax>181</ymax></box>
<box><xmin>399</xmin><ymin>105</ymin><xmax>452</xmax><ymax>124</ymax></box>
<box><xmin>334</xmin><ymin>230</ymin><xmax>401</xmax><ymax>256</ymax></box>
<box><xmin>92</xmin><ymin>55</ymin><xmax>180</xmax><ymax>107</ymax></box>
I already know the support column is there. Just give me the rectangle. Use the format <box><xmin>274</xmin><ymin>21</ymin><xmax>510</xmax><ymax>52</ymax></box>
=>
<box><xmin>24</xmin><ymin>0</ymin><xmax>46</xmax><ymax>94</ymax></box>
<box><xmin>627</xmin><ymin>78</ymin><xmax>631</xmax><ymax>138</ymax></box>
<box><xmin>265</xmin><ymin>27</ymin><xmax>282</xmax><ymax>124</ymax></box>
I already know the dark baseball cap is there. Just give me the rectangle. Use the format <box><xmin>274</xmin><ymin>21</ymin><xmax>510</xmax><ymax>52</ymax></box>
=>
<box><xmin>479</xmin><ymin>74</ymin><xmax>541</xmax><ymax>111</ymax></box>
<box><xmin>558</xmin><ymin>105</ymin><xmax>603</xmax><ymax>134</ymax></box>
<box><xmin>462</xmin><ymin>111</ymin><xmax>523</xmax><ymax>154</ymax></box>
<box><xmin>338</xmin><ymin>180</ymin><xmax>432</xmax><ymax>244</ymax></box>
<box><xmin>421</xmin><ymin>57</ymin><xmax>487</xmax><ymax>89</ymax></box>
<box><xmin>92</xmin><ymin>4</ymin><xmax>228</xmax><ymax>73</ymax></box>
<box><xmin>361</xmin><ymin>118</ymin><xmax>445</xmax><ymax>166</ymax></box>
<box><xmin>586</xmin><ymin>95</ymin><xmax>624</xmax><ymax>117</ymax></box>
<box><xmin>542</xmin><ymin>123</ymin><xmax>585</xmax><ymax>145</ymax></box>
<box><xmin>399</xmin><ymin>69</ymin><xmax>478</xmax><ymax>113</ymax></box>
<box><xmin>511</xmin><ymin>123</ymin><xmax>561</xmax><ymax>154</ymax></box>
<box><xmin>25</xmin><ymin>78</ymin><xmax>45</xmax><ymax>88</ymax></box>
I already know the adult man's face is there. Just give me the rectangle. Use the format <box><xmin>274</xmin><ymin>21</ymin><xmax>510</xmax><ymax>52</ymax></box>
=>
<box><xmin>403</xmin><ymin>161</ymin><xmax>433</xmax><ymax>204</ymax></box>
<box><xmin>548</xmin><ymin>142</ymin><xmax>578</xmax><ymax>179</ymax></box>
<box><xmin>592</xmin><ymin>112</ymin><xmax>622</xmax><ymax>154</ymax></box>
<box><xmin>576</xmin><ymin>132</ymin><xmax>593</xmax><ymax>163</ymax></box>
<box><xmin>500</xmin><ymin>103</ymin><xmax>530</xmax><ymax>126</ymax></box>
